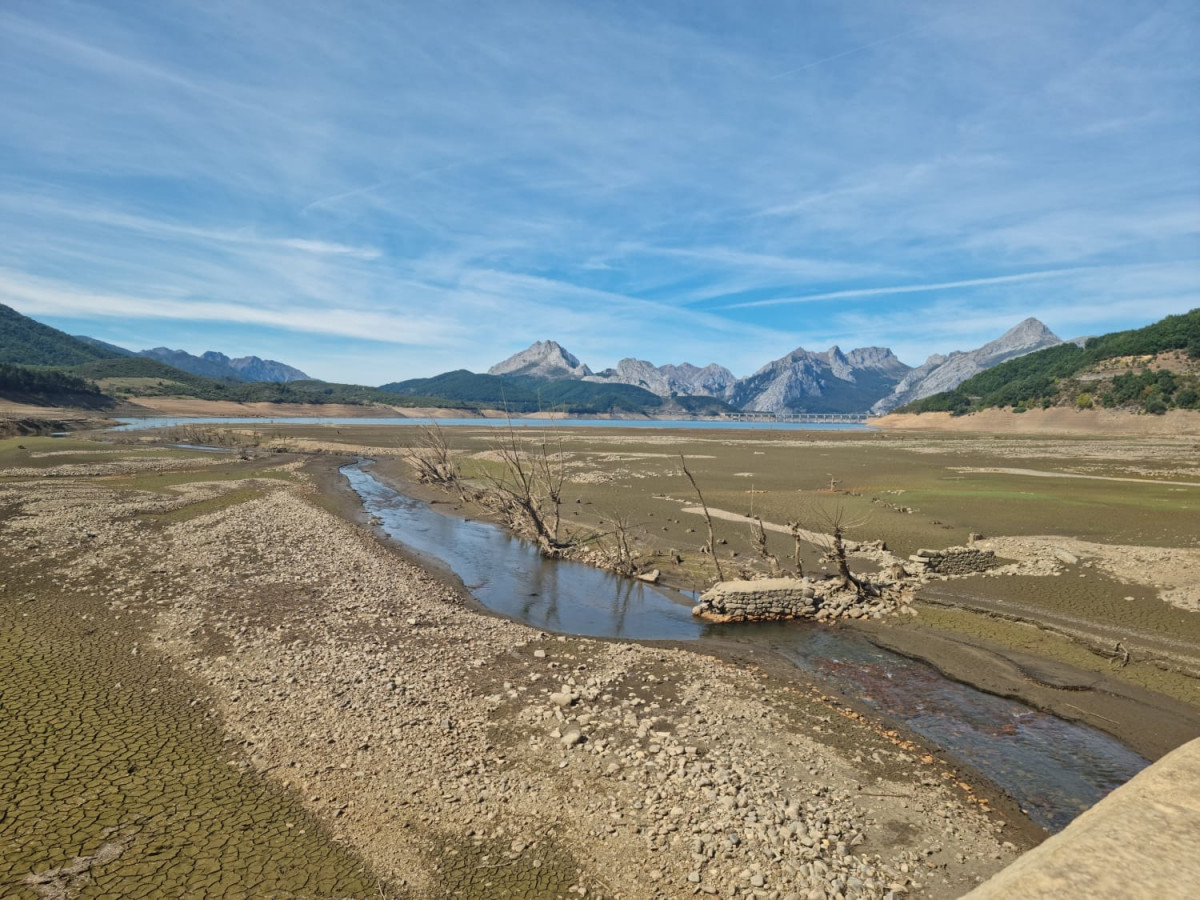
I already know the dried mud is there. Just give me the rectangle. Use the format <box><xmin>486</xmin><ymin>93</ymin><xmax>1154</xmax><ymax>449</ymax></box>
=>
<box><xmin>0</xmin><ymin>436</ymin><xmax>1029</xmax><ymax>899</ymax></box>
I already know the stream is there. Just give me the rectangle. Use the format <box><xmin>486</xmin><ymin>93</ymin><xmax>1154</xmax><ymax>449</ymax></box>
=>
<box><xmin>343</xmin><ymin>459</ymin><xmax>1148</xmax><ymax>833</ymax></box>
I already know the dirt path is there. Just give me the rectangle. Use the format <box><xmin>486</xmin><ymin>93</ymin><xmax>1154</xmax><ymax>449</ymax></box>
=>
<box><xmin>952</xmin><ymin>467</ymin><xmax>1200</xmax><ymax>488</ymax></box>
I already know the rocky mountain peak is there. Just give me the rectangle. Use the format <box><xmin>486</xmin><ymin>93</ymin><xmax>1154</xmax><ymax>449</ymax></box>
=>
<box><xmin>487</xmin><ymin>340</ymin><xmax>593</xmax><ymax>380</ymax></box>
<box><xmin>584</xmin><ymin>358</ymin><xmax>737</xmax><ymax>398</ymax></box>
<box><xmin>1001</xmin><ymin>317</ymin><xmax>1059</xmax><ymax>346</ymax></box>
<box><xmin>845</xmin><ymin>346</ymin><xmax>910</xmax><ymax>376</ymax></box>
<box><xmin>138</xmin><ymin>347</ymin><xmax>309</xmax><ymax>382</ymax></box>
<box><xmin>728</xmin><ymin>344</ymin><xmax>911</xmax><ymax>414</ymax></box>
<box><xmin>870</xmin><ymin>318</ymin><xmax>1062</xmax><ymax>415</ymax></box>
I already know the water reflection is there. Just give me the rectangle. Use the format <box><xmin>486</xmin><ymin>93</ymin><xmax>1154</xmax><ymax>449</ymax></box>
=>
<box><xmin>344</xmin><ymin>460</ymin><xmax>705</xmax><ymax>641</ymax></box>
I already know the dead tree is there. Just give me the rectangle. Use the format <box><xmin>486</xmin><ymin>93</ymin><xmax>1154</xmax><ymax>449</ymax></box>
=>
<box><xmin>786</xmin><ymin>521</ymin><xmax>806</xmax><ymax>577</ymax></box>
<box><xmin>606</xmin><ymin>510</ymin><xmax>641</xmax><ymax>576</ymax></box>
<box><xmin>478</xmin><ymin>422</ymin><xmax>572</xmax><ymax>558</ymax></box>
<box><xmin>807</xmin><ymin>499</ymin><xmax>870</xmax><ymax>595</ymax></box>
<box><xmin>531</xmin><ymin>428</ymin><xmax>567</xmax><ymax>547</ymax></box>
<box><xmin>679</xmin><ymin>454</ymin><xmax>725</xmax><ymax>582</ymax></box>
<box><xmin>404</xmin><ymin>423</ymin><xmax>469</xmax><ymax>502</ymax></box>
<box><xmin>750</xmin><ymin>515</ymin><xmax>781</xmax><ymax>576</ymax></box>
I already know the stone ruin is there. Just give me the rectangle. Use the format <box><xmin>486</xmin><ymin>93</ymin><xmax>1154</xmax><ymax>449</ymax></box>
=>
<box><xmin>692</xmin><ymin>577</ymin><xmax>916</xmax><ymax>624</ymax></box>
<box><xmin>691</xmin><ymin>544</ymin><xmax>1008</xmax><ymax>625</ymax></box>
<box><xmin>905</xmin><ymin>546</ymin><xmax>1001</xmax><ymax>576</ymax></box>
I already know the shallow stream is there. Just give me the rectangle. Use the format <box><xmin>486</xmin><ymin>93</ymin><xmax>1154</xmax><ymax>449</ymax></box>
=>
<box><xmin>343</xmin><ymin>459</ymin><xmax>1148</xmax><ymax>833</ymax></box>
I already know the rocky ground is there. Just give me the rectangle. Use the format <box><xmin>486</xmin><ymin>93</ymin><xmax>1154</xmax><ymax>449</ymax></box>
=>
<box><xmin>0</xmin><ymin>440</ymin><xmax>1027</xmax><ymax>899</ymax></box>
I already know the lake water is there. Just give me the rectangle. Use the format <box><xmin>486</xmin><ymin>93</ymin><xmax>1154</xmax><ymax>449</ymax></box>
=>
<box><xmin>113</xmin><ymin>416</ymin><xmax>871</xmax><ymax>432</ymax></box>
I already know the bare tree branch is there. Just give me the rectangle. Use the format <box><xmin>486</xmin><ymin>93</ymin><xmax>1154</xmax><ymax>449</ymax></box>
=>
<box><xmin>750</xmin><ymin>515</ymin><xmax>781</xmax><ymax>576</ymax></box>
<box><xmin>475</xmin><ymin>418</ymin><xmax>576</xmax><ymax>558</ymax></box>
<box><xmin>403</xmin><ymin>423</ymin><xmax>468</xmax><ymax>501</ymax></box>
<box><xmin>805</xmin><ymin>498</ymin><xmax>871</xmax><ymax>595</ymax></box>
<box><xmin>679</xmin><ymin>454</ymin><xmax>724</xmax><ymax>582</ymax></box>
<box><xmin>786</xmin><ymin>521</ymin><xmax>806</xmax><ymax>577</ymax></box>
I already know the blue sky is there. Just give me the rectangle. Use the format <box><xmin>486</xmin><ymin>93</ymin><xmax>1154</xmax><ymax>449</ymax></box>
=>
<box><xmin>1</xmin><ymin>1</ymin><xmax>1197</xmax><ymax>384</ymax></box>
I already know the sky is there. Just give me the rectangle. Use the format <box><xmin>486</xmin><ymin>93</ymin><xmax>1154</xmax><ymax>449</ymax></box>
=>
<box><xmin>1</xmin><ymin>0</ymin><xmax>1197</xmax><ymax>384</ymax></box>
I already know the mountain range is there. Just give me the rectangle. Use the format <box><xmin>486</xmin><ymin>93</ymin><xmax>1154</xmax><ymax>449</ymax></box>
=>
<box><xmin>870</xmin><ymin>318</ymin><xmax>1064</xmax><ymax>415</ymax></box>
<box><xmin>584</xmin><ymin>359</ymin><xmax>738</xmax><ymax>399</ymax></box>
<box><xmin>485</xmin><ymin>320</ymin><xmax>1064</xmax><ymax>414</ymax></box>
<box><xmin>137</xmin><ymin>347</ymin><xmax>310</xmax><ymax>383</ymax></box>
<box><xmin>1</xmin><ymin>298</ymin><xmax>1083</xmax><ymax>415</ymax></box>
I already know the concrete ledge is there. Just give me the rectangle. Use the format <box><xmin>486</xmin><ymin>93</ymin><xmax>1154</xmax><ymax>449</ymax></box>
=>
<box><xmin>965</xmin><ymin>737</ymin><xmax>1200</xmax><ymax>899</ymax></box>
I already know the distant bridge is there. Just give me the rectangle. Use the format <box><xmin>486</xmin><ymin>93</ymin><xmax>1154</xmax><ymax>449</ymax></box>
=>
<box><xmin>723</xmin><ymin>411</ymin><xmax>871</xmax><ymax>424</ymax></box>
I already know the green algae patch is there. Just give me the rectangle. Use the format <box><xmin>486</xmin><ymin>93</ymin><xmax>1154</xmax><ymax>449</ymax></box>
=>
<box><xmin>0</xmin><ymin>556</ymin><xmax>388</xmax><ymax>897</ymax></box>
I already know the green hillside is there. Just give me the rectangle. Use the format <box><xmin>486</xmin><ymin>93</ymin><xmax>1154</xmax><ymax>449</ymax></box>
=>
<box><xmin>67</xmin><ymin>357</ymin><xmax>405</xmax><ymax>406</ymax></box>
<box><xmin>0</xmin><ymin>303</ymin><xmax>128</xmax><ymax>366</ymax></box>
<box><xmin>379</xmin><ymin>370</ymin><xmax>674</xmax><ymax>414</ymax></box>
<box><xmin>0</xmin><ymin>362</ymin><xmax>115</xmax><ymax>409</ymax></box>
<box><xmin>904</xmin><ymin>309</ymin><xmax>1200</xmax><ymax>415</ymax></box>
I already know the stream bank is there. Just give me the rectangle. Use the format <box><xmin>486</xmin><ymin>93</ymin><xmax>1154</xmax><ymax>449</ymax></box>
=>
<box><xmin>337</xmin><ymin>454</ymin><xmax>1199</xmax><ymax>766</ymax></box>
<box><xmin>330</xmin><ymin>457</ymin><xmax>1166</xmax><ymax>836</ymax></box>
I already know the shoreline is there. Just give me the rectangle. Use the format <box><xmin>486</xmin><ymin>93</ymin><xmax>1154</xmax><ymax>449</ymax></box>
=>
<box><xmin>333</xmin><ymin>454</ymin><xmax>1198</xmax><ymax>768</ymax></box>
<box><xmin>307</xmin><ymin>454</ymin><xmax>1048</xmax><ymax>841</ymax></box>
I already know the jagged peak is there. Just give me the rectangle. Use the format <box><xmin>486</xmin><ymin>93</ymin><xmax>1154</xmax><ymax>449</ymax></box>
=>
<box><xmin>1001</xmin><ymin>317</ymin><xmax>1059</xmax><ymax>343</ymax></box>
<box><xmin>487</xmin><ymin>340</ymin><xmax>592</xmax><ymax>379</ymax></box>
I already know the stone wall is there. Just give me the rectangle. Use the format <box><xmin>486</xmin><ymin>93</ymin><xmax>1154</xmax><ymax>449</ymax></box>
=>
<box><xmin>693</xmin><ymin>577</ymin><xmax>913</xmax><ymax>624</ymax></box>
<box><xmin>907</xmin><ymin>547</ymin><xmax>1001</xmax><ymax>576</ymax></box>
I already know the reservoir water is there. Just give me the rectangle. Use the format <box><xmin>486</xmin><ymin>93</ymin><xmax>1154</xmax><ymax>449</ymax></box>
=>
<box><xmin>342</xmin><ymin>459</ymin><xmax>1148</xmax><ymax>833</ymax></box>
<box><xmin>113</xmin><ymin>415</ymin><xmax>870</xmax><ymax>433</ymax></box>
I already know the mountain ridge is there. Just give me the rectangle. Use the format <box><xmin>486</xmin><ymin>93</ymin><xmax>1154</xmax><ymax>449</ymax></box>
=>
<box><xmin>137</xmin><ymin>347</ymin><xmax>310</xmax><ymax>383</ymax></box>
<box><xmin>585</xmin><ymin>359</ymin><xmax>738</xmax><ymax>399</ymax></box>
<box><xmin>488</xmin><ymin>340</ymin><xmax>592</xmax><ymax>380</ymax></box>
<box><xmin>0</xmin><ymin>302</ymin><xmax>127</xmax><ymax>367</ymax></box>
<box><xmin>728</xmin><ymin>345</ymin><xmax>910</xmax><ymax>413</ymax></box>
<box><xmin>871</xmin><ymin>317</ymin><xmax>1062</xmax><ymax>415</ymax></box>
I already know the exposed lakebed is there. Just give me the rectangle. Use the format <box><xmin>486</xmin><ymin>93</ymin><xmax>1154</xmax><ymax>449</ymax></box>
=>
<box><xmin>343</xmin><ymin>459</ymin><xmax>1148</xmax><ymax>833</ymax></box>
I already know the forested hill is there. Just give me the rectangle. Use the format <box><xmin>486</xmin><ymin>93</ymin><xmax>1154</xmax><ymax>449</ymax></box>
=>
<box><xmin>0</xmin><ymin>362</ymin><xmax>115</xmax><ymax>409</ymax></box>
<box><xmin>65</xmin><ymin>357</ymin><xmax>405</xmax><ymax>406</ymax></box>
<box><xmin>902</xmin><ymin>309</ymin><xmax>1200</xmax><ymax>416</ymax></box>
<box><xmin>379</xmin><ymin>370</ymin><xmax>734</xmax><ymax>415</ymax></box>
<box><xmin>0</xmin><ymin>302</ymin><xmax>127</xmax><ymax>367</ymax></box>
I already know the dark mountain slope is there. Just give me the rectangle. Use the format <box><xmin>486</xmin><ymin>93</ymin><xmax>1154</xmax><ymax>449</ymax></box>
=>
<box><xmin>0</xmin><ymin>303</ymin><xmax>128</xmax><ymax>367</ymax></box>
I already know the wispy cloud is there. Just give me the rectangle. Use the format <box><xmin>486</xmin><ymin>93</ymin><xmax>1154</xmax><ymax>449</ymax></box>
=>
<box><xmin>723</xmin><ymin>267</ymin><xmax>1093</xmax><ymax>309</ymax></box>
<box><xmin>0</xmin><ymin>0</ymin><xmax>1195</xmax><ymax>382</ymax></box>
<box><xmin>0</xmin><ymin>269</ymin><xmax>460</xmax><ymax>346</ymax></box>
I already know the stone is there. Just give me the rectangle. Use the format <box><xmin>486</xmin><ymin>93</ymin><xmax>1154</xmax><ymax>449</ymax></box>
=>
<box><xmin>636</xmin><ymin>569</ymin><xmax>661</xmax><ymax>583</ymax></box>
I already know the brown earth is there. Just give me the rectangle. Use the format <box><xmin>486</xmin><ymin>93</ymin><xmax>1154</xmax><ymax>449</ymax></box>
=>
<box><xmin>120</xmin><ymin>397</ymin><xmax>420</xmax><ymax>417</ymax></box>
<box><xmin>871</xmin><ymin>408</ymin><xmax>1200</xmax><ymax>435</ymax></box>
<box><xmin>354</xmin><ymin>446</ymin><xmax>1200</xmax><ymax>766</ymax></box>
<box><xmin>1</xmin><ymin>436</ymin><xmax>1028</xmax><ymax>899</ymax></box>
